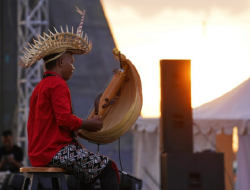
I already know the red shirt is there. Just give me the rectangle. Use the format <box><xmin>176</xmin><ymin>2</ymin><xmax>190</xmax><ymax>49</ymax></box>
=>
<box><xmin>28</xmin><ymin>71</ymin><xmax>82</xmax><ymax>166</ymax></box>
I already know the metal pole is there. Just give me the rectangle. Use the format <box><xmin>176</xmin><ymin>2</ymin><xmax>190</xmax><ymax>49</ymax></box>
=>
<box><xmin>0</xmin><ymin>0</ymin><xmax>4</xmax><ymax>140</ymax></box>
<box><xmin>17</xmin><ymin>0</ymin><xmax>49</xmax><ymax>166</ymax></box>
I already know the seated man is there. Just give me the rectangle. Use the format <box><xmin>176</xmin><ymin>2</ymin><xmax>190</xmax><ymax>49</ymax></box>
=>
<box><xmin>0</xmin><ymin>130</ymin><xmax>23</xmax><ymax>173</ymax></box>
<box><xmin>19</xmin><ymin>7</ymin><xmax>120</xmax><ymax>190</ymax></box>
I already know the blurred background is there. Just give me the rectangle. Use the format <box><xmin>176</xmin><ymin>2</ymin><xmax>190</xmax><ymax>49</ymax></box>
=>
<box><xmin>1</xmin><ymin>0</ymin><xmax>250</xmax><ymax>189</ymax></box>
<box><xmin>102</xmin><ymin>0</ymin><xmax>250</xmax><ymax>117</ymax></box>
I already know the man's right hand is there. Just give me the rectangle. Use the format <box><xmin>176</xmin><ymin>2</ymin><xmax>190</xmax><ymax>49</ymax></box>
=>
<box><xmin>79</xmin><ymin>117</ymin><xmax>103</xmax><ymax>132</ymax></box>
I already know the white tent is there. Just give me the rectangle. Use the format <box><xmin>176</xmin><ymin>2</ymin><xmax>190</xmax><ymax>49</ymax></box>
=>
<box><xmin>132</xmin><ymin>78</ymin><xmax>250</xmax><ymax>190</ymax></box>
<box><xmin>193</xmin><ymin>78</ymin><xmax>250</xmax><ymax>190</ymax></box>
<box><xmin>193</xmin><ymin>77</ymin><xmax>250</xmax><ymax>135</ymax></box>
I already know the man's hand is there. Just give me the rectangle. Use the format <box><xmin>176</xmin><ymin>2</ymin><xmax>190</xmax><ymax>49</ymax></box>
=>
<box><xmin>79</xmin><ymin>117</ymin><xmax>103</xmax><ymax>132</ymax></box>
<box><xmin>0</xmin><ymin>157</ymin><xmax>6</xmax><ymax>165</ymax></box>
<box><xmin>7</xmin><ymin>156</ymin><xmax>14</xmax><ymax>163</ymax></box>
<box><xmin>6</xmin><ymin>155</ymin><xmax>22</xmax><ymax>168</ymax></box>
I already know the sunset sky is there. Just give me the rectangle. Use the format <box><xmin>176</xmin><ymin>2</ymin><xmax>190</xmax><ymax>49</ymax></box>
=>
<box><xmin>100</xmin><ymin>0</ymin><xmax>250</xmax><ymax>117</ymax></box>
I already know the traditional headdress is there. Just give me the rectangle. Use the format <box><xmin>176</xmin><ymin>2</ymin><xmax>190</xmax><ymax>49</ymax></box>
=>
<box><xmin>19</xmin><ymin>7</ymin><xmax>92</xmax><ymax>68</ymax></box>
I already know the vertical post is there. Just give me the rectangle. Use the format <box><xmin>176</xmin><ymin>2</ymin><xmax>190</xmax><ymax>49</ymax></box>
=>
<box><xmin>17</xmin><ymin>0</ymin><xmax>49</xmax><ymax>166</ymax></box>
<box><xmin>216</xmin><ymin>133</ymin><xmax>234</xmax><ymax>190</ymax></box>
<box><xmin>0</xmin><ymin>0</ymin><xmax>4</xmax><ymax>140</ymax></box>
<box><xmin>160</xmin><ymin>59</ymin><xmax>193</xmax><ymax>190</ymax></box>
<box><xmin>160</xmin><ymin>59</ymin><xmax>193</xmax><ymax>153</ymax></box>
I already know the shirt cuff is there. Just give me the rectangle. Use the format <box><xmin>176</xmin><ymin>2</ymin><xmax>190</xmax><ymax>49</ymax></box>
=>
<box><xmin>75</xmin><ymin>117</ymin><xmax>82</xmax><ymax>131</ymax></box>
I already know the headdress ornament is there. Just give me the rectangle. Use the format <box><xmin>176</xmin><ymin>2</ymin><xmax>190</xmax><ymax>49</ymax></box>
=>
<box><xmin>19</xmin><ymin>7</ymin><xmax>92</xmax><ymax>68</ymax></box>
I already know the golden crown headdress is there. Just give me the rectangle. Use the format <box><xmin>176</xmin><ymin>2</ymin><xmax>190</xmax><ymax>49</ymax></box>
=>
<box><xmin>19</xmin><ymin>7</ymin><xmax>92</xmax><ymax>68</ymax></box>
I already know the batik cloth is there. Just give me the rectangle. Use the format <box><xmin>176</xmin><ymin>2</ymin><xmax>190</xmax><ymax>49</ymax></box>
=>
<box><xmin>46</xmin><ymin>144</ymin><xmax>109</xmax><ymax>184</ymax></box>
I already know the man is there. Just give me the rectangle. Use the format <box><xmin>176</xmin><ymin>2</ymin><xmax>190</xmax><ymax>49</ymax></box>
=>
<box><xmin>0</xmin><ymin>130</ymin><xmax>23</xmax><ymax>173</ymax></box>
<box><xmin>18</xmin><ymin>7</ymin><xmax>120</xmax><ymax>190</ymax></box>
<box><xmin>26</xmin><ymin>51</ymin><xmax>119</xmax><ymax>189</ymax></box>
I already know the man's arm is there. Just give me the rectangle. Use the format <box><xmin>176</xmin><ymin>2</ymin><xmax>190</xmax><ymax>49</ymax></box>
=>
<box><xmin>50</xmin><ymin>84</ymin><xmax>83</xmax><ymax>131</ymax></box>
<box><xmin>0</xmin><ymin>158</ymin><xmax>6</xmax><ymax>169</ymax></box>
<box><xmin>50</xmin><ymin>83</ymin><xmax>103</xmax><ymax>132</ymax></box>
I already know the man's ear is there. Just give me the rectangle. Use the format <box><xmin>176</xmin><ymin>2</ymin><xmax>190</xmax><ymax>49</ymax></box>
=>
<box><xmin>57</xmin><ymin>57</ymin><xmax>63</xmax><ymax>68</ymax></box>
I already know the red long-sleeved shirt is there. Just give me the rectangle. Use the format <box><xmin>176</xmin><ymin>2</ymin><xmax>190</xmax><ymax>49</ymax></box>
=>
<box><xmin>28</xmin><ymin>71</ymin><xmax>82</xmax><ymax>166</ymax></box>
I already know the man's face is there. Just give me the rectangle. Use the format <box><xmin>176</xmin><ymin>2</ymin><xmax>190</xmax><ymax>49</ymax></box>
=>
<box><xmin>1</xmin><ymin>135</ymin><xmax>13</xmax><ymax>149</ymax></box>
<box><xmin>60</xmin><ymin>52</ymin><xmax>75</xmax><ymax>81</ymax></box>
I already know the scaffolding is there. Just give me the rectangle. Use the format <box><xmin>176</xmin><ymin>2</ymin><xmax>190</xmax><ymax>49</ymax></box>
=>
<box><xmin>17</xmin><ymin>0</ymin><xmax>49</xmax><ymax>165</ymax></box>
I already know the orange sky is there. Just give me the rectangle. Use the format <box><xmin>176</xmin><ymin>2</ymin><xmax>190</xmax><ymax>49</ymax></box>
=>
<box><xmin>101</xmin><ymin>0</ymin><xmax>250</xmax><ymax>117</ymax></box>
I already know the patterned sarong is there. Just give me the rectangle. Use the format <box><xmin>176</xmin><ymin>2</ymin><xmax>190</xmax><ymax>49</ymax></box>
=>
<box><xmin>46</xmin><ymin>144</ymin><xmax>109</xmax><ymax>184</ymax></box>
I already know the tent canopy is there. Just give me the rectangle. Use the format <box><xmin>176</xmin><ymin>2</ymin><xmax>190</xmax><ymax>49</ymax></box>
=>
<box><xmin>132</xmin><ymin>78</ymin><xmax>250</xmax><ymax>135</ymax></box>
<box><xmin>193</xmin><ymin>78</ymin><xmax>250</xmax><ymax>135</ymax></box>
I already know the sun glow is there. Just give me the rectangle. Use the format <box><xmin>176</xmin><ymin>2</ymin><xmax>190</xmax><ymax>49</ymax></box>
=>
<box><xmin>101</xmin><ymin>2</ymin><xmax>250</xmax><ymax>117</ymax></box>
